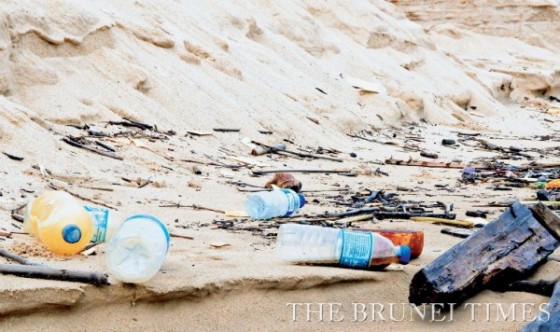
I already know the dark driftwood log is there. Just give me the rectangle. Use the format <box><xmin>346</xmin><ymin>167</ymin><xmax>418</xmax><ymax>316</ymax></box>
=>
<box><xmin>0</xmin><ymin>264</ymin><xmax>109</xmax><ymax>286</ymax></box>
<box><xmin>522</xmin><ymin>282</ymin><xmax>560</xmax><ymax>332</ymax></box>
<box><xmin>409</xmin><ymin>203</ymin><xmax>560</xmax><ymax>305</ymax></box>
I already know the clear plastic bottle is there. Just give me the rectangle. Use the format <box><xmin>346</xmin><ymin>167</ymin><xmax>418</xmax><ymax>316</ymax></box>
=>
<box><xmin>246</xmin><ymin>189</ymin><xmax>306</xmax><ymax>219</ymax></box>
<box><xmin>276</xmin><ymin>224</ymin><xmax>411</xmax><ymax>269</ymax></box>
<box><xmin>105</xmin><ymin>214</ymin><xmax>170</xmax><ymax>284</ymax></box>
<box><xmin>24</xmin><ymin>191</ymin><xmax>93</xmax><ymax>255</ymax></box>
<box><xmin>84</xmin><ymin>205</ymin><xmax>124</xmax><ymax>243</ymax></box>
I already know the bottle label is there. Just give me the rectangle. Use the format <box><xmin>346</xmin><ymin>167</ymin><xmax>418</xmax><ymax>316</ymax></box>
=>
<box><xmin>339</xmin><ymin>230</ymin><xmax>373</xmax><ymax>269</ymax></box>
<box><xmin>281</xmin><ymin>189</ymin><xmax>298</xmax><ymax>217</ymax></box>
<box><xmin>84</xmin><ymin>205</ymin><xmax>109</xmax><ymax>243</ymax></box>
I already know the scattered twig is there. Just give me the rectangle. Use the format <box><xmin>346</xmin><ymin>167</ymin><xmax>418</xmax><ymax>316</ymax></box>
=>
<box><xmin>2</xmin><ymin>152</ymin><xmax>24</xmax><ymax>161</ymax></box>
<box><xmin>169</xmin><ymin>233</ymin><xmax>194</xmax><ymax>240</ymax></box>
<box><xmin>62</xmin><ymin>137</ymin><xmax>123</xmax><ymax>160</ymax></box>
<box><xmin>213</xmin><ymin>128</ymin><xmax>240</xmax><ymax>133</ymax></box>
<box><xmin>109</xmin><ymin>119</ymin><xmax>153</xmax><ymax>131</ymax></box>
<box><xmin>251</xmin><ymin>141</ymin><xmax>343</xmax><ymax>163</ymax></box>
<box><xmin>252</xmin><ymin>169</ymin><xmax>353</xmax><ymax>175</ymax></box>
<box><xmin>0</xmin><ymin>264</ymin><xmax>109</xmax><ymax>286</ymax></box>
<box><xmin>0</xmin><ymin>248</ymin><xmax>42</xmax><ymax>266</ymax></box>
<box><xmin>159</xmin><ymin>203</ymin><xmax>225</xmax><ymax>214</ymax></box>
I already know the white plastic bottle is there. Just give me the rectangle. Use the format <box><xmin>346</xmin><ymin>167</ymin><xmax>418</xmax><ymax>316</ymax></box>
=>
<box><xmin>246</xmin><ymin>189</ymin><xmax>306</xmax><ymax>219</ymax></box>
<box><xmin>84</xmin><ymin>205</ymin><xmax>124</xmax><ymax>243</ymax></box>
<box><xmin>105</xmin><ymin>214</ymin><xmax>170</xmax><ymax>283</ymax></box>
<box><xmin>276</xmin><ymin>224</ymin><xmax>411</xmax><ymax>269</ymax></box>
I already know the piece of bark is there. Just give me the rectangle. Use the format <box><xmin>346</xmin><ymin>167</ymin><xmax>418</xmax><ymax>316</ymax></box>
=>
<box><xmin>420</xmin><ymin>151</ymin><xmax>438</xmax><ymax>159</ymax></box>
<box><xmin>522</xmin><ymin>281</ymin><xmax>560</xmax><ymax>331</ymax></box>
<box><xmin>251</xmin><ymin>144</ymin><xmax>286</xmax><ymax>156</ymax></box>
<box><xmin>409</xmin><ymin>203</ymin><xmax>560</xmax><ymax>306</ymax></box>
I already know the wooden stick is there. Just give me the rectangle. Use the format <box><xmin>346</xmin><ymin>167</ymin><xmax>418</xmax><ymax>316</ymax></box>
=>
<box><xmin>169</xmin><ymin>233</ymin><xmax>194</xmax><ymax>240</ymax></box>
<box><xmin>0</xmin><ymin>248</ymin><xmax>41</xmax><ymax>266</ymax></box>
<box><xmin>252</xmin><ymin>169</ymin><xmax>353</xmax><ymax>175</ymax></box>
<box><xmin>62</xmin><ymin>137</ymin><xmax>123</xmax><ymax>160</ymax></box>
<box><xmin>411</xmin><ymin>217</ymin><xmax>474</xmax><ymax>228</ymax></box>
<box><xmin>251</xmin><ymin>141</ymin><xmax>343</xmax><ymax>163</ymax></box>
<box><xmin>385</xmin><ymin>158</ymin><xmax>493</xmax><ymax>169</ymax></box>
<box><xmin>0</xmin><ymin>264</ymin><xmax>109</xmax><ymax>286</ymax></box>
<box><xmin>213</xmin><ymin>128</ymin><xmax>240</xmax><ymax>132</ymax></box>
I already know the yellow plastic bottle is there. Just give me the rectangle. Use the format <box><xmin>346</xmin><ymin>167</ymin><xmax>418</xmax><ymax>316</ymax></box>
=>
<box><xmin>24</xmin><ymin>191</ymin><xmax>93</xmax><ymax>255</ymax></box>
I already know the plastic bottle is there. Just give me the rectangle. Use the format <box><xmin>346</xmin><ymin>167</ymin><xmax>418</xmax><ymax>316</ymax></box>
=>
<box><xmin>276</xmin><ymin>224</ymin><xmax>411</xmax><ymax>269</ymax></box>
<box><xmin>245</xmin><ymin>189</ymin><xmax>306</xmax><ymax>219</ymax></box>
<box><xmin>24</xmin><ymin>191</ymin><xmax>93</xmax><ymax>255</ymax></box>
<box><xmin>84</xmin><ymin>206</ymin><xmax>124</xmax><ymax>243</ymax></box>
<box><xmin>105</xmin><ymin>214</ymin><xmax>170</xmax><ymax>283</ymax></box>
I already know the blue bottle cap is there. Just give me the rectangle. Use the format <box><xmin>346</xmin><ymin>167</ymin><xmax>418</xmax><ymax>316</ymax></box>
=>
<box><xmin>62</xmin><ymin>224</ymin><xmax>82</xmax><ymax>244</ymax></box>
<box><xmin>297</xmin><ymin>194</ymin><xmax>306</xmax><ymax>208</ymax></box>
<box><xmin>398</xmin><ymin>245</ymin><xmax>411</xmax><ymax>265</ymax></box>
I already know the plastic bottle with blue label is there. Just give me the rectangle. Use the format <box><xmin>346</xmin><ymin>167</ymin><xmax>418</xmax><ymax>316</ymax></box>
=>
<box><xmin>84</xmin><ymin>205</ymin><xmax>123</xmax><ymax>243</ymax></box>
<box><xmin>276</xmin><ymin>224</ymin><xmax>411</xmax><ymax>269</ymax></box>
<box><xmin>245</xmin><ymin>189</ymin><xmax>306</xmax><ymax>219</ymax></box>
<box><xmin>105</xmin><ymin>214</ymin><xmax>170</xmax><ymax>284</ymax></box>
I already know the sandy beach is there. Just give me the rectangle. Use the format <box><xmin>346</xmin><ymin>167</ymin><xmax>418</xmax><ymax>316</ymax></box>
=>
<box><xmin>0</xmin><ymin>1</ymin><xmax>559</xmax><ymax>331</ymax></box>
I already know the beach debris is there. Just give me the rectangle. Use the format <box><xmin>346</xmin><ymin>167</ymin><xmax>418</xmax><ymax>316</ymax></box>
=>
<box><xmin>62</xmin><ymin>136</ymin><xmax>123</xmax><ymax>160</ymax></box>
<box><xmin>106</xmin><ymin>215</ymin><xmax>169</xmax><ymax>283</ymax></box>
<box><xmin>2</xmin><ymin>152</ymin><xmax>24</xmax><ymax>161</ymax></box>
<box><xmin>24</xmin><ymin>191</ymin><xmax>93</xmax><ymax>255</ymax></box>
<box><xmin>345</xmin><ymin>75</ymin><xmax>387</xmax><ymax>94</ymax></box>
<box><xmin>410</xmin><ymin>216</ymin><xmax>474</xmax><ymax>228</ymax></box>
<box><xmin>277</xmin><ymin>224</ymin><xmax>409</xmax><ymax>270</ymax></box>
<box><xmin>420</xmin><ymin>151</ymin><xmax>438</xmax><ymax>159</ymax></box>
<box><xmin>441</xmin><ymin>139</ymin><xmax>456</xmax><ymax>146</ymax></box>
<box><xmin>409</xmin><ymin>203</ymin><xmax>560</xmax><ymax>306</ymax></box>
<box><xmin>0</xmin><ymin>247</ymin><xmax>108</xmax><ymax>286</ymax></box>
<box><xmin>213</xmin><ymin>128</ymin><xmax>240</xmax><ymax>133</ymax></box>
<box><xmin>246</xmin><ymin>189</ymin><xmax>305</xmax><ymax>219</ymax></box>
<box><xmin>252</xmin><ymin>169</ymin><xmax>354</xmax><ymax>176</ymax></box>
<box><xmin>356</xmin><ymin>229</ymin><xmax>424</xmax><ymax>258</ymax></box>
<box><xmin>385</xmin><ymin>157</ymin><xmax>492</xmax><ymax>169</ymax></box>
<box><xmin>264</xmin><ymin>173</ymin><xmax>302</xmax><ymax>193</ymax></box>
<box><xmin>251</xmin><ymin>141</ymin><xmax>344</xmax><ymax>162</ymax></box>
<box><xmin>251</xmin><ymin>143</ymin><xmax>286</xmax><ymax>156</ymax></box>
<box><xmin>210</xmin><ymin>242</ymin><xmax>231</xmax><ymax>249</ymax></box>
<box><xmin>109</xmin><ymin>118</ymin><xmax>154</xmax><ymax>131</ymax></box>
<box><xmin>440</xmin><ymin>228</ymin><xmax>476</xmax><ymax>239</ymax></box>
<box><xmin>546</xmin><ymin>179</ymin><xmax>560</xmax><ymax>189</ymax></box>
<box><xmin>466</xmin><ymin>210</ymin><xmax>489</xmax><ymax>218</ymax></box>
<box><xmin>520</xmin><ymin>281</ymin><xmax>560</xmax><ymax>331</ymax></box>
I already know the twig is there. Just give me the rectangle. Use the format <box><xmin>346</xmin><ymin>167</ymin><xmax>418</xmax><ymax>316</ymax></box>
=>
<box><xmin>169</xmin><ymin>233</ymin><xmax>194</xmax><ymax>240</ymax></box>
<box><xmin>251</xmin><ymin>141</ymin><xmax>343</xmax><ymax>163</ymax></box>
<box><xmin>2</xmin><ymin>152</ymin><xmax>24</xmax><ymax>161</ymax></box>
<box><xmin>62</xmin><ymin>137</ymin><xmax>123</xmax><ymax>160</ymax></box>
<box><xmin>213</xmin><ymin>128</ymin><xmax>240</xmax><ymax>132</ymax></box>
<box><xmin>0</xmin><ymin>248</ymin><xmax>42</xmax><ymax>266</ymax></box>
<box><xmin>0</xmin><ymin>264</ymin><xmax>109</xmax><ymax>286</ymax></box>
<box><xmin>385</xmin><ymin>158</ymin><xmax>493</xmax><ymax>170</ymax></box>
<box><xmin>159</xmin><ymin>203</ymin><xmax>225</xmax><ymax>214</ymax></box>
<box><xmin>252</xmin><ymin>169</ymin><xmax>353</xmax><ymax>175</ymax></box>
<box><xmin>109</xmin><ymin>119</ymin><xmax>153</xmax><ymax>131</ymax></box>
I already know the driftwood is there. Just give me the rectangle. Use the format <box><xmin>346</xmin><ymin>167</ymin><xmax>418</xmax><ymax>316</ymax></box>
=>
<box><xmin>62</xmin><ymin>137</ymin><xmax>123</xmax><ymax>160</ymax></box>
<box><xmin>252</xmin><ymin>169</ymin><xmax>353</xmax><ymax>175</ymax></box>
<box><xmin>522</xmin><ymin>281</ymin><xmax>560</xmax><ymax>331</ymax></box>
<box><xmin>251</xmin><ymin>141</ymin><xmax>343</xmax><ymax>163</ymax></box>
<box><xmin>2</xmin><ymin>152</ymin><xmax>24</xmax><ymax>161</ymax></box>
<box><xmin>0</xmin><ymin>248</ymin><xmax>109</xmax><ymax>286</ymax></box>
<box><xmin>409</xmin><ymin>203</ymin><xmax>560</xmax><ymax>306</ymax></box>
<box><xmin>109</xmin><ymin>119</ymin><xmax>154</xmax><ymax>131</ymax></box>
<box><xmin>0</xmin><ymin>264</ymin><xmax>109</xmax><ymax>285</ymax></box>
<box><xmin>385</xmin><ymin>158</ymin><xmax>494</xmax><ymax>170</ymax></box>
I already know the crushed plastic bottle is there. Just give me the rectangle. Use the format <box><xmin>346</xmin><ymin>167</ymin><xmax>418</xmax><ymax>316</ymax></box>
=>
<box><xmin>105</xmin><ymin>214</ymin><xmax>170</xmax><ymax>283</ymax></box>
<box><xmin>245</xmin><ymin>189</ymin><xmax>305</xmax><ymax>219</ymax></box>
<box><xmin>276</xmin><ymin>224</ymin><xmax>411</xmax><ymax>269</ymax></box>
<box><xmin>24</xmin><ymin>191</ymin><xmax>93</xmax><ymax>255</ymax></box>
